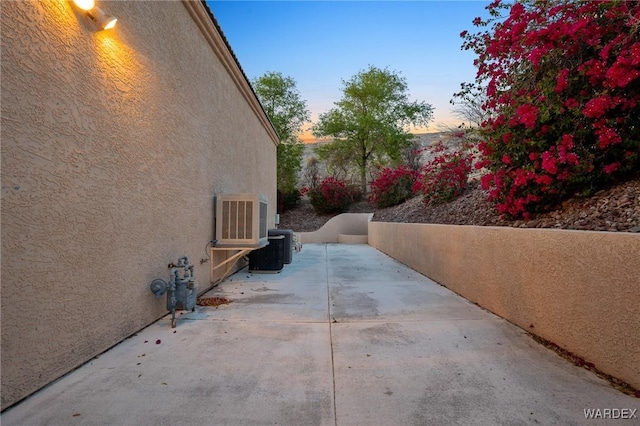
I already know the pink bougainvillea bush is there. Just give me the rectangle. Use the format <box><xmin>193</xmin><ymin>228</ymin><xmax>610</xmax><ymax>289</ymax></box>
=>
<box><xmin>369</xmin><ymin>165</ymin><xmax>420</xmax><ymax>208</ymax></box>
<box><xmin>414</xmin><ymin>146</ymin><xmax>474</xmax><ymax>206</ymax></box>
<box><xmin>308</xmin><ymin>176</ymin><xmax>361</xmax><ymax>214</ymax></box>
<box><xmin>460</xmin><ymin>0</ymin><xmax>640</xmax><ymax>218</ymax></box>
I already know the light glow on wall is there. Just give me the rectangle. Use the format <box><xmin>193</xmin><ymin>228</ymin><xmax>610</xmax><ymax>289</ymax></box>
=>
<box><xmin>73</xmin><ymin>0</ymin><xmax>95</xmax><ymax>11</ymax></box>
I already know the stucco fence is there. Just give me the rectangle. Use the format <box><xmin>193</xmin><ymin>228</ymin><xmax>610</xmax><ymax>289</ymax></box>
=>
<box><xmin>299</xmin><ymin>213</ymin><xmax>372</xmax><ymax>244</ymax></box>
<box><xmin>368</xmin><ymin>222</ymin><xmax>640</xmax><ymax>390</ymax></box>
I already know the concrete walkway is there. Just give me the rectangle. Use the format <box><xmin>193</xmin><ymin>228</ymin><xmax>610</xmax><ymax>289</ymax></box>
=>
<box><xmin>3</xmin><ymin>244</ymin><xmax>637</xmax><ymax>425</ymax></box>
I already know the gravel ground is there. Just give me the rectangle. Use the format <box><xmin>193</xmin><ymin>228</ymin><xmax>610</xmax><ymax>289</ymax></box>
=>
<box><xmin>278</xmin><ymin>177</ymin><xmax>640</xmax><ymax>233</ymax></box>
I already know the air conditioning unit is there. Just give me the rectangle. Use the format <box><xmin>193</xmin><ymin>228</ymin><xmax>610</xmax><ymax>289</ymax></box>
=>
<box><xmin>214</xmin><ymin>193</ymin><xmax>268</xmax><ymax>248</ymax></box>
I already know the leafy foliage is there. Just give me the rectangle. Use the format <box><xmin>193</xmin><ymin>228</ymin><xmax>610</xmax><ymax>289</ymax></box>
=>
<box><xmin>308</xmin><ymin>177</ymin><xmax>361</xmax><ymax>214</ymax></box>
<box><xmin>252</xmin><ymin>72</ymin><xmax>310</xmax><ymax>198</ymax></box>
<box><xmin>369</xmin><ymin>166</ymin><xmax>419</xmax><ymax>208</ymax></box>
<box><xmin>276</xmin><ymin>142</ymin><xmax>305</xmax><ymax>198</ymax></box>
<box><xmin>313</xmin><ymin>139</ymin><xmax>357</xmax><ymax>182</ymax></box>
<box><xmin>414</xmin><ymin>147</ymin><xmax>474</xmax><ymax>206</ymax></box>
<box><xmin>312</xmin><ymin>66</ymin><xmax>434</xmax><ymax>194</ymax></box>
<box><xmin>459</xmin><ymin>0</ymin><xmax>640</xmax><ymax>218</ymax></box>
<box><xmin>277</xmin><ymin>189</ymin><xmax>301</xmax><ymax>213</ymax></box>
<box><xmin>399</xmin><ymin>138</ymin><xmax>424</xmax><ymax>172</ymax></box>
<box><xmin>253</xmin><ymin>72</ymin><xmax>310</xmax><ymax>144</ymax></box>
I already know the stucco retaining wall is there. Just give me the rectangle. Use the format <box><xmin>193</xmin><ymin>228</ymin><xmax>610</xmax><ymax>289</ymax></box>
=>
<box><xmin>369</xmin><ymin>222</ymin><xmax>640</xmax><ymax>389</ymax></box>
<box><xmin>1</xmin><ymin>0</ymin><xmax>276</xmax><ymax>409</ymax></box>
<box><xmin>299</xmin><ymin>213</ymin><xmax>372</xmax><ymax>244</ymax></box>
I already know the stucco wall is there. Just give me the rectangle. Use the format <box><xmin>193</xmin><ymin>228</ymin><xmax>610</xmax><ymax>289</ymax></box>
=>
<box><xmin>1</xmin><ymin>0</ymin><xmax>276</xmax><ymax>409</ymax></box>
<box><xmin>299</xmin><ymin>213</ymin><xmax>372</xmax><ymax>244</ymax></box>
<box><xmin>369</xmin><ymin>222</ymin><xmax>640</xmax><ymax>389</ymax></box>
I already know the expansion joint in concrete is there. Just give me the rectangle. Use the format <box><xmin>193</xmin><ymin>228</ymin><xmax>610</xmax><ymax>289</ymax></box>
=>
<box><xmin>325</xmin><ymin>244</ymin><xmax>338</xmax><ymax>426</ymax></box>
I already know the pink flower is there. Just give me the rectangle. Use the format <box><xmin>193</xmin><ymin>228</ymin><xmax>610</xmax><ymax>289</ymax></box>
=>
<box><xmin>529</xmin><ymin>47</ymin><xmax>546</xmax><ymax>66</ymax></box>
<box><xmin>560</xmin><ymin>134</ymin><xmax>574</xmax><ymax>149</ymax></box>
<box><xmin>481</xmin><ymin>174</ymin><xmax>494</xmax><ymax>191</ymax></box>
<box><xmin>555</xmin><ymin>69</ymin><xmax>570</xmax><ymax>93</ymax></box>
<box><xmin>564</xmin><ymin>98</ymin><xmax>579</xmax><ymax>109</ymax></box>
<box><xmin>595</xmin><ymin>126</ymin><xmax>622</xmax><ymax>149</ymax></box>
<box><xmin>603</xmin><ymin>162</ymin><xmax>621</xmax><ymax>174</ymax></box>
<box><xmin>516</xmin><ymin>104</ymin><xmax>538</xmax><ymax>129</ymax></box>
<box><xmin>509</xmin><ymin>2</ymin><xmax>525</xmax><ymax>18</ymax></box>
<box><xmin>541</xmin><ymin>152</ymin><xmax>558</xmax><ymax>175</ymax></box>
<box><xmin>535</xmin><ymin>175</ymin><xmax>553</xmax><ymax>185</ymax></box>
<box><xmin>630</xmin><ymin>42</ymin><xmax>640</xmax><ymax>65</ymax></box>
<box><xmin>583</xmin><ymin>96</ymin><xmax>611</xmax><ymax>118</ymax></box>
<box><xmin>565</xmin><ymin>153</ymin><xmax>579</xmax><ymax>165</ymax></box>
<box><xmin>605</xmin><ymin>62</ymin><xmax>640</xmax><ymax>88</ymax></box>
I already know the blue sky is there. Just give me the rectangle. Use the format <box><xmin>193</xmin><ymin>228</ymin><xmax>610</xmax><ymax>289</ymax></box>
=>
<box><xmin>207</xmin><ymin>1</ymin><xmax>492</xmax><ymax>139</ymax></box>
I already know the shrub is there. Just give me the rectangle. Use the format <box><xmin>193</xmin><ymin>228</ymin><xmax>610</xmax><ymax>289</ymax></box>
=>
<box><xmin>459</xmin><ymin>0</ymin><xmax>640</xmax><ymax>218</ymax></box>
<box><xmin>414</xmin><ymin>149</ymin><xmax>474</xmax><ymax>206</ymax></box>
<box><xmin>277</xmin><ymin>189</ymin><xmax>301</xmax><ymax>213</ymax></box>
<box><xmin>369</xmin><ymin>166</ymin><xmax>419</xmax><ymax>208</ymax></box>
<box><xmin>308</xmin><ymin>176</ymin><xmax>360</xmax><ymax>214</ymax></box>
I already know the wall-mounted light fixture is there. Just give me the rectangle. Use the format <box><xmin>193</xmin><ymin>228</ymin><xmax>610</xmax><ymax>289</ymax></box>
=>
<box><xmin>72</xmin><ymin>0</ymin><xmax>117</xmax><ymax>31</ymax></box>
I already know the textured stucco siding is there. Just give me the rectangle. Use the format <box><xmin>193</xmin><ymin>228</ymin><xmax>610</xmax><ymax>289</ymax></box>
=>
<box><xmin>1</xmin><ymin>0</ymin><xmax>276</xmax><ymax>409</ymax></box>
<box><xmin>369</xmin><ymin>222</ymin><xmax>640</xmax><ymax>389</ymax></box>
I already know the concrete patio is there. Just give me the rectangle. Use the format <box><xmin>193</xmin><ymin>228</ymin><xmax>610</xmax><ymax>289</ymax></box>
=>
<box><xmin>2</xmin><ymin>244</ymin><xmax>637</xmax><ymax>425</ymax></box>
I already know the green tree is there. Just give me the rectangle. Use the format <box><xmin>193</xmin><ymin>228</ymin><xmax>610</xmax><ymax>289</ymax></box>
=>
<box><xmin>312</xmin><ymin>65</ymin><xmax>433</xmax><ymax>193</ymax></box>
<box><xmin>313</xmin><ymin>140</ymin><xmax>356</xmax><ymax>182</ymax></box>
<box><xmin>252</xmin><ymin>72</ymin><xmax>310</xmax><ymax>196</ymax></box>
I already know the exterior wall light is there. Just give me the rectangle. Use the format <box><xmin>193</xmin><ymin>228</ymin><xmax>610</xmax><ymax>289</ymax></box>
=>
<box><xmin>72</xmin><ymin>0</ymin><xmax>117</xmax><ymax>30</ymax></box>
<box><xmin>89</xmin><ymin>7</ymin><xmax>117</xmax><ymax>30</ymax></box>
<box><xmin>73</xmin><ymin>0</ymin><xmax>95</xmax><ymax>10</ymax></box>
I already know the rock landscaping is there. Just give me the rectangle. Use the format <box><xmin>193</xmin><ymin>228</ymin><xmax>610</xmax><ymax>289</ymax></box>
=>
<box><xmin>279</xmin><ymin>177</ymin><xmax>640</xmax><ymax>233</ymax></box>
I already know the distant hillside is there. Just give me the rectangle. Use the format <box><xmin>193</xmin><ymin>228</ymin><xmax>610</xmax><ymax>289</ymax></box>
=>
<box><xmin>300</xmin><ymin>132</ymin><xmax>457</xmax><ymax>163</ymax></box>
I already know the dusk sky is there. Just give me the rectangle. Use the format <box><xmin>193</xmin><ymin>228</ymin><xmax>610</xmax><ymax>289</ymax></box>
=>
<box><xmin>206</xmin><ymin>1</ymin><xmax>492</xmax><ymax>140</ymax></box>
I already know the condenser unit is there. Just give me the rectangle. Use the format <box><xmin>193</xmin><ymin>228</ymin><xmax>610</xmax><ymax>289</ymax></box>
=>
<box><xmin>214</xmin><ymin>193</ymin><xmax>268</xmax><ymax>248</ymax></box>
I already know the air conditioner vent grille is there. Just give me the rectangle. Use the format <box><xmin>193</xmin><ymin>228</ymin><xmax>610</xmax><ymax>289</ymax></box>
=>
<box><xmin>215</xmin><ymin>194</ymin><xmax>268</xmax><ymax>248</ymax></box>
<box><xmin>259</xmin><ymin>202</ymin><xmax>267</xmax><ymax>239</ymax></box>
<box><xmin>221</xmin><ymin>200</ymin><xmax>254</xmax><ymax>240</ymax></box>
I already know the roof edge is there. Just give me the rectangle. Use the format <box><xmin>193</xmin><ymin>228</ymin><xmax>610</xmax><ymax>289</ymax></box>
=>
<box><xmin>181</xmin><ymin>0</ymin><xmax>279</xmax><ymax>146</ymax></box>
